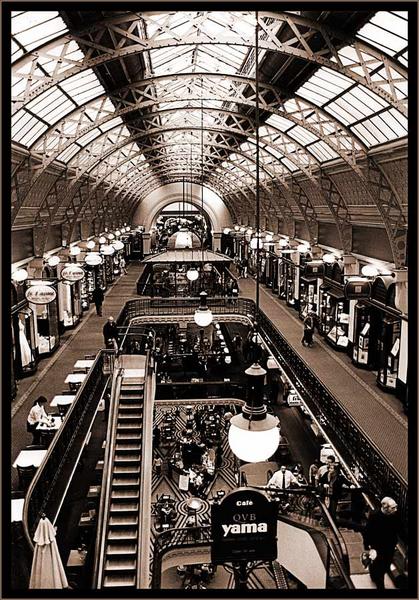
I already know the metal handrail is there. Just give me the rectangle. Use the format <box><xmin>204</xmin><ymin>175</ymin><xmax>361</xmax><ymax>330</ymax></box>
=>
<box><xmin>93</xmin><ymin>365</ymin><xmax>123</xmax><ymax>588</ymax></box>
<box><xmin>115</xmin><ymin>296</ymin><xmax>407</xmax><ymax>537</ymax></box>
<box><xmin>22</xmin><ymin>350</ymin><xmax>116</xmax><ymax>549</ymax></box>
<box><xmin>151</xmin><ymin>488</ymin><xmax>354</xmax><ymax>590</ymax></box>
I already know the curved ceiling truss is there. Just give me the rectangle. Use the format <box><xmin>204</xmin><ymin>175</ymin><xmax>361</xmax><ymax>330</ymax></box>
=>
<box><xmin>11</xmin><ymin>10</ymin><xmax>408</xmax><ymax>266</ymax></box>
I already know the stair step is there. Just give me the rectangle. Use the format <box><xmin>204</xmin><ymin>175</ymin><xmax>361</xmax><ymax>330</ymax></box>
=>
<box><xmin>103</xmin><ymin>574</ymin><xmax>136</xmax><ymax>587</ymax></box>
<box><xmin>105</xmin><ymin>557</ymin><xmax>136</xmax><ymax>571</ymax></box>
<box><xmin>116</xmin><ymin>423</ymin><xmax>142</xmax><ymax>431</ymax></box>
<box><xmin>112</xmin><ymin>476</ymin><xmax>140</xmax><ymax>486</ymax></box>
<box><xmin>114</xmin><ymin>465</ymin><xmax>141</xmax><ymax>475</ymax></box>
<box><xmin>119</xmin><ymin>404</ymin><xmax>143</xmax><ymax>411</ymax></box>
<box><xmin>111</xmin><ymin>489</ymin><xmax>139</xmax><ymax>500</ymax></box>
<box><xmin>109</xmin><ymin>514</ymin><xmax>138</xmax><ymax>527</ymax></box>
<box><xmin>108</xmin><ymin>528</ymin><xmax>137</xmax><ymax>540</ymax></box>
<box><xmin>114</xmin><ymin>453</ymin><xmax>141</xmax><ymax>462</ymax></box>
<box><xmin>110</xmin><ymin>502</ymin><xmax>139</xmax><ymax>513</ymax></box>
<box><xmin>106</xmin><ymin>542</ymin><xmax>137</xmax><ymax>555</ymax></box>
<box><xmin>116</xmin><ymin>433</ymin><xmax>142</xmax><ymax>442</ymax></box>
<box><xmin>115</xmin><ymin>444</ymin><xmax>142</xmax><ymax>452</ymax></box>
<box><xmin>118</xmin><ymin>414</ymin><xmax>141</xmax><ymax>421</ymax></box>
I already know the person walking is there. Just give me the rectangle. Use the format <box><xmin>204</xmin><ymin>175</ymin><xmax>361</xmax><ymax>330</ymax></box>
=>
<box><xmin>362</xmin><ymin>497</ymin><xmax>400</xmax><ymax>590</ymax></box>
<box><xmin>26</xmin><ymin>396</ymin><xmax>49</xmax><ymax>444</ymax></box>
<box><xmin>91</xmin><ymin>286</ymin><xmax>104</xmax><ymax>316</ymax></box>
<box><xmin>120</xmin><ymin>256</ymin><xmax>127</xmax><ymax>275</ymax></box>
<box><xmin>301</xmin><ymin>313</ymin><xmax>315</xmax><ymax>347</ymax></box>
<box><xmin>103</xmin><ymin>316</ymin><xmax>119</xmax><ymax>353</ymax></box>
<box><xmin>318</xmin><ymin>462</ymin><xmax>354</xmax><ymax>519</ymax></box>
<box><xmin>241</xmin><ymin>256</ymin><xmax>248</xmax><ymax>278</ymax></box>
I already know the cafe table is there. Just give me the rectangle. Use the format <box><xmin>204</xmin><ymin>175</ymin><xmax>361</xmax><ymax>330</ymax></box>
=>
<box><xmin>13</xmin><ymin>449</ymin><xmax>47</xmax><ymax>468</ymax></box>
<box><xmin>73</xmin><ymin>359</ymin><xmax>95</xmax><ymax>372</ymax></box>
<box><xmin>50</xmin><ymin>394</ymin><xmax>76</xmax><ymax>407</ymax></box>
<box><xmin>11</xmin><ymin>498</ymin><xmax>25</xmax><ymax>522</ymax></box>
<box><xmin>64</xmin><ymin>372</ymin><xmax>87</xmax><ymax>390</ymax></box>
<box><xmin>36</xmin><ymin>416</ymin><xmax>63</xmax><ymax>432</ymax></box>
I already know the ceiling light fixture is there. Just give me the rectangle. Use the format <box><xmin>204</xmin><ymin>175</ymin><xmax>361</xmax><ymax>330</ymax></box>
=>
<box><xmin>228</xmin><ymin>12</ymin><xmax>279</xmax><ymax>463</ymax></box>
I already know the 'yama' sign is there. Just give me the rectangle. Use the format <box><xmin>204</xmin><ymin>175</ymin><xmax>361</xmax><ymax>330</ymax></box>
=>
<box><xmin>211</xmin><ymin>488</ymin><xmax>277</xmax><ymax>564</ymax></box>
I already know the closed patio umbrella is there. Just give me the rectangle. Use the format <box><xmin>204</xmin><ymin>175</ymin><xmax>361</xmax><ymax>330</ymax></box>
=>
<box><xmin>29</xmin><ymin>516</ymin><xmax>69</xmax><ymax>589</ymax></box>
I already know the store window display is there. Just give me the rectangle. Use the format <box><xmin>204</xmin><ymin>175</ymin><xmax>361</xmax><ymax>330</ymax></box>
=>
<box><xmin>58</xmin><ymin>280</ymin><xmax>82</xmax><ymax>329</ymax></box>
<box><xmin>319</xmin><ymin>287</ymin><xmax>349</xmax><ymax>351</ymax></box>
<box><xmin>12</xmin><ymin>307</ymin><xmax>38</xmax><ymax>377</ymax></box>
<box><xmin>26</xmin><ymin>278</ymin><xmax>60</xmax><ymax>356</ymax></box>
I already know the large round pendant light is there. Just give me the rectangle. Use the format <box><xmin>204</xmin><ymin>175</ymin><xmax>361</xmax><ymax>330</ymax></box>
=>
<box><xmin>194</xmin><ymin>291</ymin><xmax>213</xmax><ymax>327</ymax></box>
<box><xmin>12</xmin><ymin>268</ymin><xmax>29</xmax><ymax>283</ymax></box>
<box><xmin>361</xmin><ymin>264</ymin><xmax>380</xmax><ymax>277</ymax></box>
<box><xmin>228</xmin><ymin>363</ymin><xmax>280</xmax><ymax>463</ymax></box>
<box><xmin>187</xmin><ymin>267</ymin><xmax>199</xmax><ymax>281</ymax></box>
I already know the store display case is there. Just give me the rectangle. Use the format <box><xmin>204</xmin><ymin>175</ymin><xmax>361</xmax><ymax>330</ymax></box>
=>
<box><xmin>58</xmin><ymin>280</ymin><xmax>82</xmax><ymax>330</ymax></box>
<box><xmin>103</xmin><ymin>255</ymin><xmax>115</xmax><ymax>285</ymax></box>
<box><xmin>299</xmin><ymin>276</ymin><xmax>317</xmax><ymax>320</ymax></box>
<box><xmin>377</xmin><ymin>317</ymin><xmax>401</xmax><ymax>392</ymax></box>
<box><xmin>278</xmin><ymin>259</ymin><xmax>296</xmax><ymax>307</ymax></box>
<box><xmin>26</xmin><ymin>278</ymin><xmax>60</xmax><ymax>357</ymax></box>
<box><xmin>352</xmin><ymin>302</ymin><xmax>372</xmax><ymax>367</ymax></box>
<box><xmin>319</xmin><ymin>287</ymin><xmax>349</xmax><ymax>351</ymax></box>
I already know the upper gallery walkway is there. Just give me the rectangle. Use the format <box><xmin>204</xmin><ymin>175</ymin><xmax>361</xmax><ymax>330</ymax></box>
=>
<box><xmin>11</xmin><ymin>261</ymin><xmax>407</xmax><ymax>484</ymax></box>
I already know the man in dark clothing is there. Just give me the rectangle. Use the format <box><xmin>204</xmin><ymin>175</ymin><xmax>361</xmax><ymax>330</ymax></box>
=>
<box><xmin>362</xmin><ymin>497</ymin><xmax>399</xmax><ymax>590</ymax></box>
<box><xmin>301</xmin><ymin>314</ymin><xmax>314</xmax><ymax>347</ymax></box>
<box><xmin>103</xmin><ymin>316</ymin><xmax>119</xmax><ymax>352</ymax></box>
<box><xmin>91</xmin><ymin>286</ymin><xmax>104</xmax><ymax>316</ymax></box>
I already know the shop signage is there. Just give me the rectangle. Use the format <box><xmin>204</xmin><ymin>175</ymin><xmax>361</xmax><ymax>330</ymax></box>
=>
<box><xmin>61</xmin><ymin>265</ymin><xmax>85</xmax><ymax>282</ymax></box>
<box><xmin>287</xmin><ymin>391</ymin><xmax>301</xmax><ymax>406</ymax></box>
<box><xmin>211</xmin><ymin>488</ymin><xmax>277</xmax><ymax>564</ymax></box>
<box><xmin>25</xmin><ymin>284</ymin><xmax>56</xmax><ymax>305</ymax></box>
<box><xmin>304</xmin><ymin>261</ymin><xmax>324</xmax><ymax>278</ymax></box>
<box><xmin>85</xmin><ymin>252</ymin><xmax>103</xmax><ymax>266</ymax></box>
<box><xmin>344</xmin><ymin>279</ymin><xmax>371</xmax><ymax>300</ymax></box>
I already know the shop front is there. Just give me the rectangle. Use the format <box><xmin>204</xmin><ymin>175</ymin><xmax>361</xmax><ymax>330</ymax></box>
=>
<box><xmin>318</xmin><ymin>262</ymin><xmax>349</xmax><ymax>351</ymax></box>
<box><xmin>11</xmin><ymin>284</ymin><xmax>39</xmax><ymax>378</ymax></box>
<box><xmin>25</xmin><ymin>279</ymin><xmax>60</xmax><ymax>357</ymax></box>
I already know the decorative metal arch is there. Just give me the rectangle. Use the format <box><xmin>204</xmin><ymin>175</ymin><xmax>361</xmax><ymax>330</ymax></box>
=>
<box><xmin>12</xmin><ymin>11</ymin><xmax>407</xmax><ymax>114</ymax></box>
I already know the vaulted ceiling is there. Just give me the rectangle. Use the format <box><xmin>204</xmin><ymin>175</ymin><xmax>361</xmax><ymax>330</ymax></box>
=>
<box><xmin>10</xmin><ymin>9</ymin><xmax>408</xmax><ymax>265</ymax></box>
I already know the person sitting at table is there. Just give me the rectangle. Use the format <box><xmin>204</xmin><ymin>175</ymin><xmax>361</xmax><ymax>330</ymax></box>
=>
<box><xmin>26</xmin><ymin>396</ymin><xmax>49</xmax><ymax>444</ymax></box>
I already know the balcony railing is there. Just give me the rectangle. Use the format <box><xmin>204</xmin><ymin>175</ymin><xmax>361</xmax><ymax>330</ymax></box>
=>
<box><xmin>22</xmin><ymin>350</ymin><xmax>116</xmax><ymax>548</ymax></box>
<box><xmin>116</xmin><ymin>297</ymin><xmax>408</xmax><ymax>538</ymax></box>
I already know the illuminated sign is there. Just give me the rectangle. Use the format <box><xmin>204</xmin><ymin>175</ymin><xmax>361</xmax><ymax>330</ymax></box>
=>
<box><xmin>211</xmin><ymin>488</ymin><xmax>277</xmax><ymax>564</ymax></box>
<box><xmin>61</xmin><ymin>265</ymin><xmax>85</xmax><ymax>282</ymax></box>
<box><xmin>25</xmin><ymin>284</ymin><xmax>56</xmax><ymax>305</ymax></box>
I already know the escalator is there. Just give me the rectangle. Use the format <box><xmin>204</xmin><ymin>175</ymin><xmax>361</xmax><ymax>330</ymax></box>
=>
<box><xmin>94</xmin><ymin>354</ymin><xmax>151</xmax><ymax>589</ymax></box>
<box><xmin>103</xmin><ymin>376</ymin><xmax>144</xmax><ymax>587</ymax></box>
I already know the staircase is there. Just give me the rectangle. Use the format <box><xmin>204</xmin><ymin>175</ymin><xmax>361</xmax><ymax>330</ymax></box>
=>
<box><xmin>102</xmin><ymin>376</ymin><xmax>144</xmax><ymax>588</ymax></box>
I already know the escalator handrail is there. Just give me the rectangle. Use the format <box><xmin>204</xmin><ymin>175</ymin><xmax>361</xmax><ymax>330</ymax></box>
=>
<box><xmin>22</xmin><ymin>350</ymin><xmax>115</xmax><ymax>551</ymax></box>
<box><xmin>92</xmin><ymin>365</ymin><xmax>123</xmax><ymax>588</ymax></box>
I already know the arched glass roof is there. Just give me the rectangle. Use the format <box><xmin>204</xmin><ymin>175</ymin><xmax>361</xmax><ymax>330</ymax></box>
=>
<box><xmin>10</xmin><ymin>9</ymin><xmax>409</xmax><ymax>266</ymax></box>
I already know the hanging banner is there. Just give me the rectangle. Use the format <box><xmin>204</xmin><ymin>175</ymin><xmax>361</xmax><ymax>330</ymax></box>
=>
<box><xmin>61</xmin><ymin>265</ymin><xmax>85</xmax><ymax>282</ymax></box>
<box><xmin>211</xmin><ymin>488</ymin><xmax>277</xmax><ymax>564</ymax></box>
<box><xmin>25</xmin><ymin>284</ymin><xmax>56</xmax><ymax>305</ymax></box>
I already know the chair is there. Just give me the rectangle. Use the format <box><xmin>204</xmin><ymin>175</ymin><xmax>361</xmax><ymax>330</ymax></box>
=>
<box><xmin>17</xmin><ymin>465</ymin><xmax>37</xmax><ymax>492</ymax></box>
<box><xmin>84</xmin><ymin>354</ymin><xmax>96</xmax><ymax>360</ymax></box>
<box><xmin>39</xmin><ymin>430</ymin><xmax>55</xmax><ymax>448</ymax></box>
<box><xmin>57</xmin><ymin>402</ymin><xmax>70</xmax><ymax>417</ymax></box>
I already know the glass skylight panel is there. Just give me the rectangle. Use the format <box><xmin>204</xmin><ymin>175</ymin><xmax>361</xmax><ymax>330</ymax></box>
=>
<box><xmin>26</xmin><ymin>87</ymin><xmax>75</xmax><ymax>123</ymax></box>
<box><xmin>12</xmin><ymin>11</ymin><xmax>67</xmax><ymax>52</ymax></box>
<box><xmin>78</xmin><ymin>128</ymin><xmax>102</xmax><ymax>147</ymax></box>
<box><xmin>326</xmin><ymin>85</ymin><xmax>388</xmax><ymax>126</ymax></box>
<box><xmin>281</xmin><ymin>158</ymin><xmax>299</xmax><ymax>172</ymax></box>
<box><xmin>55</xmin><ymin>143</ymin><xmax>80</xmax><ymax>163</ymax></box>
<box><xmin>12</xmin><ymin>39</ymin><xmax>24</xmax><ymax>62</ymax></box>
<box><xmin>265</xmin><ymin>114</ymin><xmax>294</xmax><ymax>132</ymax></box>
<box><xmin>99</xmin><ymin>116</ymin><xmax>124</xmax><ymax>133</ymax></box>
<box><xmin>298</xmin><ymin>67</ymin><xmax>353</xmax><ymax>106</ymax></box>
<box><xmin>12</xmin><ymin>109</ymin><xmax>47</xmax><ymax>144</ymax></box>
<box><xmin>287</xmin><ymin>125</ymin><xmax>318</xmax><ymax>146</ymax></box>
<box><xmin>357</xmin><ymin>12</ymin><xmax>407</xmax><ymax>57</ymax></box>
<box><xmin>60</xmin><ymin>69</ymin><xmax>106</xmax><ymax>105</ymax></box>
<box><xmin>307</xmin><ymin>141</ymin><xmax>338</xmax><ymax>162</ymax></box>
